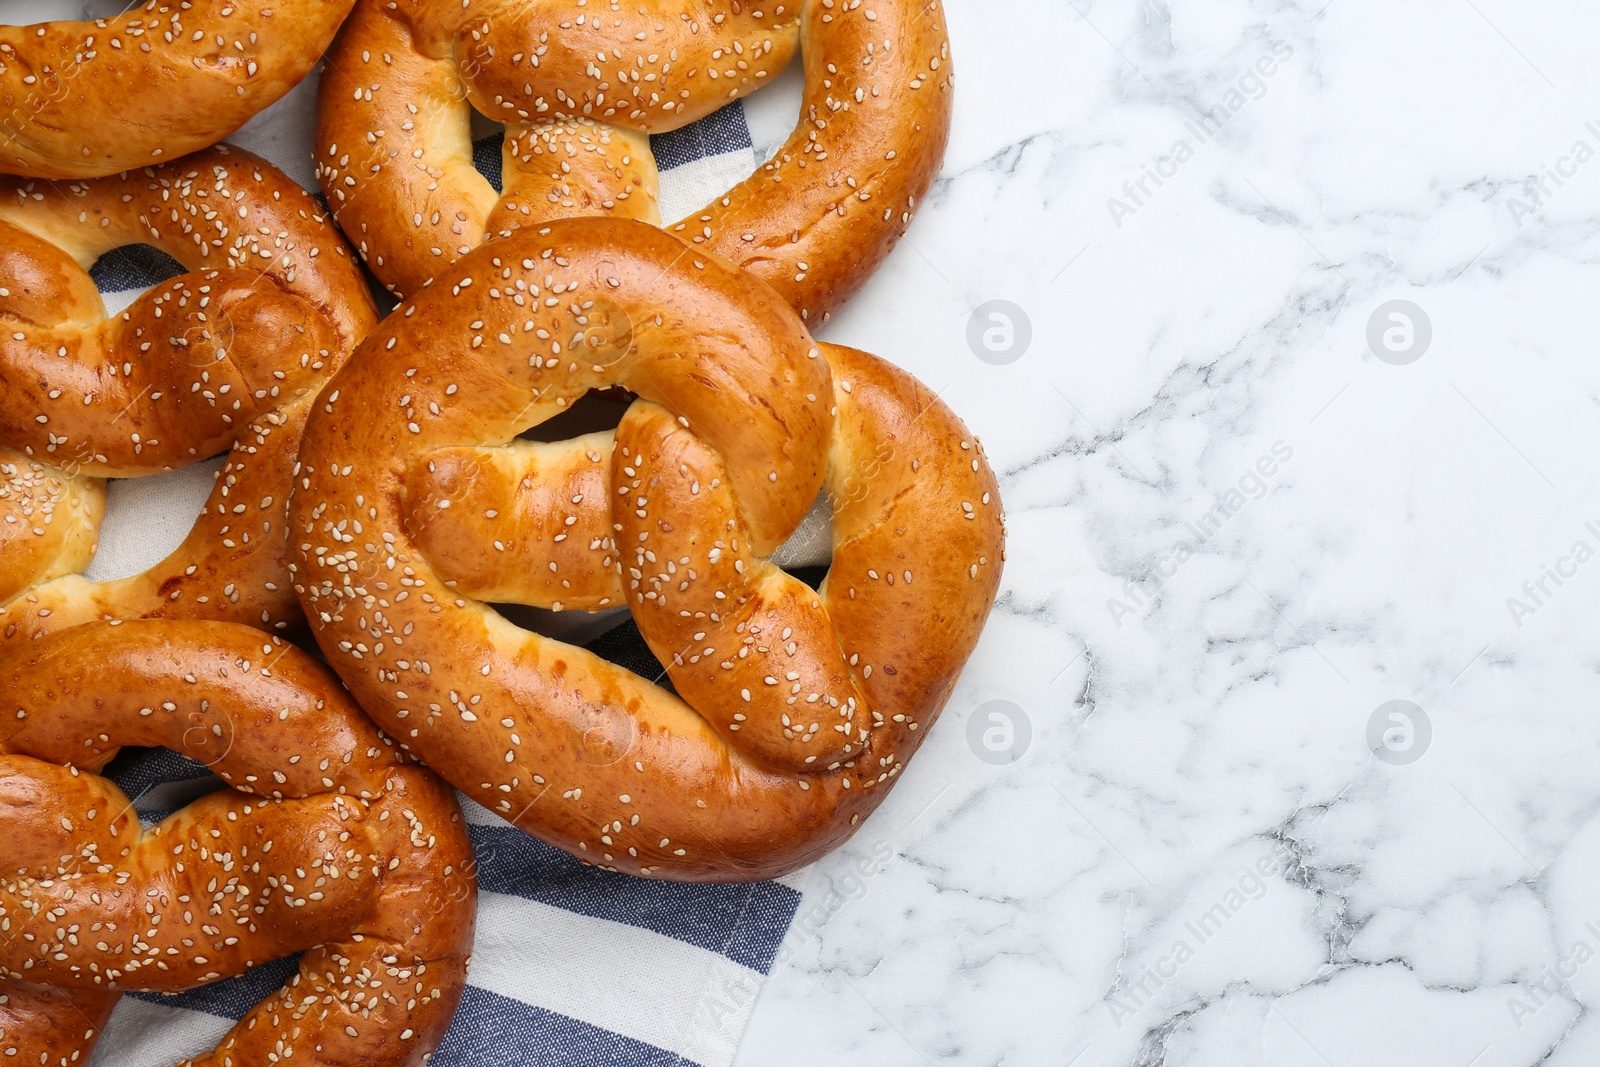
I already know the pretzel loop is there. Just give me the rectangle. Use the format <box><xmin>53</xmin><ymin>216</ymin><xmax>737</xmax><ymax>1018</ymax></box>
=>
<box><xmin>0</xmin><ymin>0</ymin><xmax>359</xmax><ymax>179</ymax></box>
<box><xmin>291</xmin><ymin>218</ymin><xmax>1003</xmax><ymax>881</ymax></box>
<box><xmin>316</xmin><ymin>0</ymin><xmax>954</xmax><ymax>320</ymax></box>
<box><xmin>0</xmin><ymin>620</ymin><xmax>476</xmax><ymax>1067</ymax></box>
<box><xmin>0</xmin><ymin>147</ymin><xmax>378</xmax><ymax>643</ymax></box>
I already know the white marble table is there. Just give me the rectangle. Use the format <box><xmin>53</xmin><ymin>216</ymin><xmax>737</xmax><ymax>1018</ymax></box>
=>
<box><xmin>734</xmin><ymin>2</ymin><xmax>1600</xmax><ymax>1064</ymax></box>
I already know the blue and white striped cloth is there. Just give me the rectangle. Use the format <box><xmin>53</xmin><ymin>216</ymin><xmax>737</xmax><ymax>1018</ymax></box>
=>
<box><xmin>91</xmin><ymin>748</ymin><xmax>807</xmax><ymax>1066</ymax></box>
<box><xmin>65</xmin><ymin>71</ymin><xmax>814</xmax><ymax>1067</ymax></box>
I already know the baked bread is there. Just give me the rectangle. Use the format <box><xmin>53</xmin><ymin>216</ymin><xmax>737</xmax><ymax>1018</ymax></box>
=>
<box><xmin>290</xmin><ymin>217</ymin><xmax>1003</xmax><ymax>882</ymax></box>
<box><xmin>0</xmin><ymin>145</ymin><xmax>378</xmax><ymax>643</ymax></box>
<box><xmin>0</xmin><ymin>619</ymin><xmax>475</xmax><ymax>1066</ymax></box>
<box><xmin>315</xmin><ymin>0</ymin><xmax>953</xmax><ymax>323</ymax></box>
<box><xmin>0</xmin><ymin>0</ymin><xmax>358</xmax><ymax>179</ymax></box>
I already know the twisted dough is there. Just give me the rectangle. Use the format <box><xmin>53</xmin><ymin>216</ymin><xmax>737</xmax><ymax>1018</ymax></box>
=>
<box><xmin>0</xmin><ymin>0</ymin><xmax>358</xmax><ymax>179</ymax></box>
<box><xmin>0</xmin><ymin>146</ymin><xmax>377</xmax><ymax>643</ymax></box>
<box><xmin>315</xmin><ymin>0</ymin><xmax>953</xmax><ymax>322</ymax></box>
<box><xmin>290</xmin><ymin>218</ymin><xmax>1003</xmax><ymax>881</ymax></box>
<box><xmin>0</xmin><ymin>620</ymin><xmax>475</xmax><ymax>1067</ymax></box>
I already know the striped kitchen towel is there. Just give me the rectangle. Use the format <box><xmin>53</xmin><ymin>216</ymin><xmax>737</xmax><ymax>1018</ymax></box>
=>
<box><xmin>90</xmin><ymin>746</ymin><xmax>808</xmax><ymax>1067</ymax></box>
<box><xmin>65</xmin><ymin>69</ymin><xmax>818</xmax><ymax>1067</ymax></box>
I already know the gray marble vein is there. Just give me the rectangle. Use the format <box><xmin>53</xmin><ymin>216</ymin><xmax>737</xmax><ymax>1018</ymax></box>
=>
<box><xmin>735</xmin><ymin>1</ymin><xmax>1600</xmax><ymax>1064</ymax></box>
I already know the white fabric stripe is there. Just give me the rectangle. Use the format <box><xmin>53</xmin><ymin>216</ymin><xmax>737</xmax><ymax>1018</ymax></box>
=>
<box><xmin>658</xmin><ymin>148</ymin><xmax>759</xmax><ymax>228</ymax></box>
<box><xmin>468</xmin><ymin>889</ymin><xmax>766</xmax><ymax>1067</ymax></box>
<box><xmin>767</xmin><ymin>490</ymin><xmax>834</xmax><ymax>570</ymax></box>
<box><xmin>773</xmin><ymin>866</ymin><xmax>813</xmax><ymax>893</ymax></box>
<box><xmin>88</xmin><ymin>996</ymin><xmax>233</xmax><ymax>1067</ymax></box>
<box><xmin>460</xmin><ymin>792</ymin><xmax>512</xmax><ymax>826</ymax></box>
<box><xmin>84</xmin><ymin>459</ymin><xmax>224</xmax><ymax>583</ymax></box>
<box><xmin>101</xmin><ymin>287</ymin><xmax>143</xmax><ymax>315</ymax></box>
<box><xmin>739</xmin><ymin>63</ymin><xmax>806</xmax><ymax>164</ymax></box>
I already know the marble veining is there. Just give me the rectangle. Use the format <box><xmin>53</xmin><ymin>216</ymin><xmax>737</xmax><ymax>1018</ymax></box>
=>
<box><xmin>734</xmin><ymin>2</ymin><xmax>1600</xmax><ymax>1065</ymax></box>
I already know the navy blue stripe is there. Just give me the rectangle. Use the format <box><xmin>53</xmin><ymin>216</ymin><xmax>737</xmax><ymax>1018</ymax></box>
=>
<box><xmin>474</xmin><ymin>134</ymin><xmax>505</xmax><ymax>192</ymax></box>
<box><xmin>434</xmin><ymin>985</ymin><xmax>697</xmax><ymax>1067</ymax></box>
<box><xmin>126</xmin><ymin>954</ymin><xmax>300</xmax><ymax>1019</ymax></box>
<box><xmin>470</xmin><ymin>825</ymin><xmax>798</xmax><ymax>974</ymax></box>
<box><xmin>102</xmin><ymin>747</ymin><xmax>215</xmax><ymax>797</ymax></box>
<box><xmin>88</xmin><ymin>243</ymin><xmax>184</xmax><ymax>294</ymax></box>
<box><xmin>651</xmin><ymin>103</ymin><xmax>753</xmax><ymax>171</ymax></box>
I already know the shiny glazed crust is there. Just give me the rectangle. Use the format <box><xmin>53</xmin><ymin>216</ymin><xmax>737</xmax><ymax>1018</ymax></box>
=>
<box><xmin>0</xmin><ymin>145</ymin><xmax>378</xmax><ymax>643</ymax></box>
<box><xmin>289</xmin><ymin>218</ymin><xmax>1004</xmax><ymax>882</ymax></box>
<box><xmin>0</xmin><ymin>620</ymin><xmax>476</xmax><ymax>1066</ymax></box>
<box><xmin>0</xmin><ymin>0</ymin><xmax>357</xmax><ymax>179</ymax></box>
<box><xmin>315</xmin><ymin>0</ymin><xmax>953</xmax><ymax>322</ymax></box>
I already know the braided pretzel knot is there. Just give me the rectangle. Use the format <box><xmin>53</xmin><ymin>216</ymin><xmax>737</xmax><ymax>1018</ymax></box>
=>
<box><xmin>0</xmin><ymin>146</ymin><xmax>378</xmax><ymax>644</ymax></box>
<box><xmin>289</xmin><ymin>218</ymin><xmax>1003</xmax><ymax>881</ymax></box>
<box><xmin>0</xmin><ymin>1</ymin><xmax>359</xmax><ymax>179</ymax></box>
<box><xmin>0</xmin><ymin>620</ymin><xmax>475</xmax><ymax>1067</ymax></box>
<box><xmin>315</xmin><ymin>0</ymin><xmax>952</xmax><ymax>321</ymax></box>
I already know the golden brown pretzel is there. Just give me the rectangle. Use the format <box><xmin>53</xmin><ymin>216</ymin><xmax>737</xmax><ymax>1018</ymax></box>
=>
<box><xmin>314</xmin><ymin>0</ymin><xmax>953</xmax><ymax>322</ymax></box>
<box><xmin>0</xmin><ymin>145</ymin><xmax>378</xmax><ymax>644</ymax></box>
<box><xmin>0</xmin><ymin>0</ymin><xmax>358</xmax><ymax>179</ymax></box>
<box><xmin>289</xmin><ymin>218</ymin><xmax>1003</xmax><ymax>881</ymax></box>
<box><xmin>0</xmin><ymin>619</ymin><xmax>476</xmax><ymax>1067</ymax></box>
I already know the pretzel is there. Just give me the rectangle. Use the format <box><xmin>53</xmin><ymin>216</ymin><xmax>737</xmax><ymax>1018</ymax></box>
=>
<box><xmin>314</xmin><ymin>0</ymin><xmax>953</xmax><ymax>322</ymax></box>
<box><xmin>0</xmin><ymin>145</ymin><xmax>378</xmax><ymax>644</ymax></box>
<box><xmin>0</xmin><ymin>0</ymin><xmax>358</xmax><ymax>179</ymax></box>
<box><xmin>0</xmin><ymin>619</ymin><xmax>476</xmax><ymax>1066</ymax></box>
<box><xmin>289</xmin><ymin>217</ymin><xmax>1003</xmax><ymax>881</ymax></box>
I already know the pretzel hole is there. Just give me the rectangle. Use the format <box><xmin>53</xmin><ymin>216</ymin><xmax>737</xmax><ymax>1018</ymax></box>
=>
<box><xmin>466</xmin><ymin>92</ymin><xmax>792</xmax><ymax>227</ymax></box>
<box><xmin>735</xmin><ymin>60</ymin><xmax>807</xmax><ymax>168</ymax></box>
<box><xmin>64</xmin><ymin>246</ymin><xmax>305</xmax><ymax>582</ymax></box>
<box><xmin>769</xmin><ymin>489</ymin><xmax>836</xmax><ymax>573</ymax></box>
<box><xmin>505</xmin><ymin>564</ymin><xmax>836</xmax><ymax>702</ymax></box>
<box><xmin>97</xmin><ymin>746</ymin><xmax>228</xmax><ymax>831</ymax></box>
<box><xmin>516</xmin><ymin>387</ymin><xmax>632</xmax><ymax>443</ymax></box>
<box><xmin>86</xmin><ymin>243</ymin><xmax>186</xmax><ymax>310</ymax></box>
<box><xmin>82</xmin><ymin>453</ymin><xmax>224</xmax><ymax>583</ymax></box>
